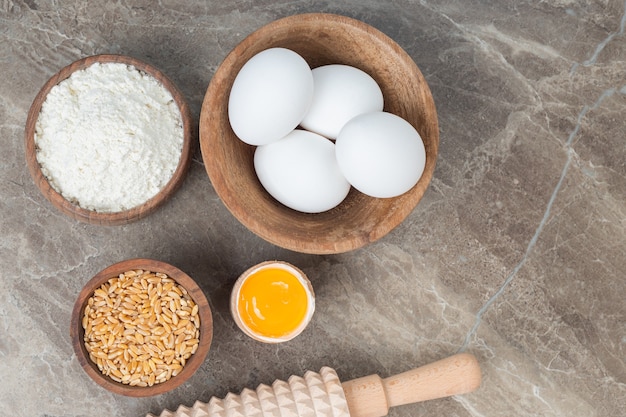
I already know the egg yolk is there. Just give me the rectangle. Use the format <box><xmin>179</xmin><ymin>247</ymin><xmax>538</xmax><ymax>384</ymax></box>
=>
<box><xmin>237</xmin><ymin>267</ymin><xmax>308</xmax><ymax>338</ymax></box>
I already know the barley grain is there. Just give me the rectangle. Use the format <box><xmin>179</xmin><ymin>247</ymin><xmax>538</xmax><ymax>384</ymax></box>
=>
<box><xmin>82</xmin><ymin>269</ymin><xmax>201</xmax><ymax>387</ymax></box>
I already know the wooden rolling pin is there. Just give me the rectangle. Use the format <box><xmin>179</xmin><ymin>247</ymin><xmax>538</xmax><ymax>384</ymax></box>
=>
<box><xmin>148</xmin><ymin>353</ymin><xmax>481</xmax><ymax>417</ymax></box>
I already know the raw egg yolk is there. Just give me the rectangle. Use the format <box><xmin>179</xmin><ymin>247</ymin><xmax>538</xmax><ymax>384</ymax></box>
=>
<box><xmin>237</xmin><ymin>267</ymin><xmax>308</xmax><ymax>338</ymax></box>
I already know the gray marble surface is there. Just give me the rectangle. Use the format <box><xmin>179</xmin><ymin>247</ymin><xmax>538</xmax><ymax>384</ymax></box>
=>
<box><xmin>1</xmin><ymin>1</ymin><xmax>625</xmax><ymax>416</ymax></box>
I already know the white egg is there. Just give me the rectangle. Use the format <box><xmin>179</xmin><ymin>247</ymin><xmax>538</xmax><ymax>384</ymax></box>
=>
<box><xmin>335</xmin><ymin>111</ymin><xmax>426</xmax><ymax>198</ymax></box>
<box><xmin>228</xmin><ymin>48</ymin><xmax>314</xmax><ymax>146</ymax></box>
<box><xmin>300</xmin><ymin>64</ymin><xmax>384</xmax><ymax>139</ymax></box>
<box><xmin>254</xmin><ymin>130</ymin><xmax>351</xmax><ymax>213</ymax></box>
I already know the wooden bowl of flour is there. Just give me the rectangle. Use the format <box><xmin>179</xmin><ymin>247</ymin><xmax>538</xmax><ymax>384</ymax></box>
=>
<box><xmin>24</xmin><ymin>54</ymin><xmax>193</xmax><ymax>225</ymax></box>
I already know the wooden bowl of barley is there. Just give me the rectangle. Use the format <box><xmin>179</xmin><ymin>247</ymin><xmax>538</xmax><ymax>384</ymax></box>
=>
<box><xmin>70</xmin><ymin>258</ymin><xmax>213</xmax><ymax>396</ymax></box>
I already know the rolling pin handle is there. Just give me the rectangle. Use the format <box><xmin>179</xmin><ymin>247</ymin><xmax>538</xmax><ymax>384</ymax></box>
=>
<box><xmin>341</xmin><ymin>353</ymin><xmax>481</xmax><ymax>417</ymax></box>
<box><xmin>341</xmin><ymin>374</ymin><xmax>389</xmax><ymax>417</ymax></box>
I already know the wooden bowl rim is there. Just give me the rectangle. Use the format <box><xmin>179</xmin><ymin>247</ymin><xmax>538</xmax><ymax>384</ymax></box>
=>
<box><xmin>69</xmin><ymin>258</ymin><xmax>213</xmax><ymax>397</ymax></box>
<box><xmin>199</xmin><ymin>13</ymin><xmax>439</xmax><ymax>254</ymax></box>
<box><xmin>24</xmin><ymin>54</ymin><xmax>193</xmax><ymax>225</ymax></box>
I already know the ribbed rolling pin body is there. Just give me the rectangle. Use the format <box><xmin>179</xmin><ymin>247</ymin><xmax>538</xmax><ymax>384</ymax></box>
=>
<box><xmin>148</xmin><ymin>353</ymin><xmax>481</xmax><ymax>417</ymax></box>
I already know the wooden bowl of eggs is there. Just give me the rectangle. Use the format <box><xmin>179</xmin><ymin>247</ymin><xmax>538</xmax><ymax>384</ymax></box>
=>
<box><xmin>69</xmin><ymin>258</ymin><xmax>213</xmax><ymax>396</ymax></box>
<box><xmin>24</xmin><ymin>54</ymin><xmax>193</xmax><ymax>225</ymax></box>
<box><xmin>200</xmin><ymin>13</ymin><xmax>439</xmax><ymax>254</ymax></box>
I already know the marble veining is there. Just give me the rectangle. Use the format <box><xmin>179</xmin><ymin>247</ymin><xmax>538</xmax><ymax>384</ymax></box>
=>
<box><xmin>461</xmin><ymin>83</ymin><xmax>626</xmax><ymax>352</ymax></box>
<box><xmin>1</xmin><ymin>1</ymin><xmax>625</xmax><ymax>417</ymax></box>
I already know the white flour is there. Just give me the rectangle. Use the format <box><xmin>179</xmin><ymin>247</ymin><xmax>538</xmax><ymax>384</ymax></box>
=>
<box><xmin>35</xmin><ymin>62</ymin><xmax>184</xmax><ymax>212</ymax></box>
